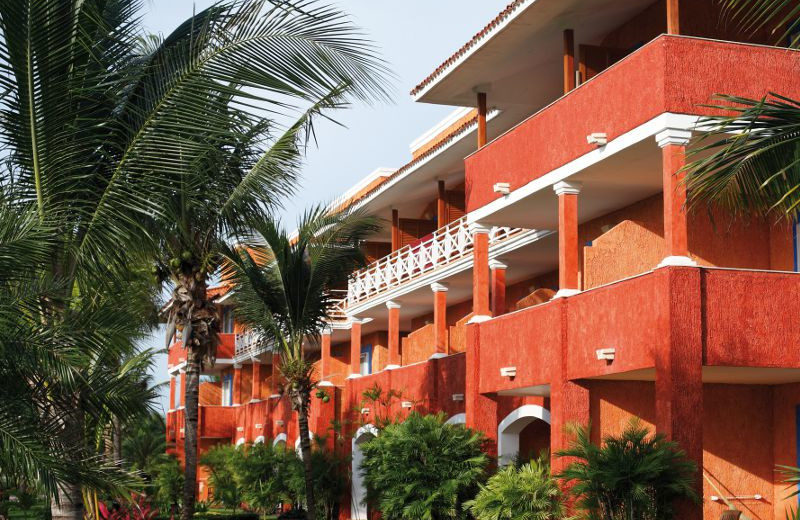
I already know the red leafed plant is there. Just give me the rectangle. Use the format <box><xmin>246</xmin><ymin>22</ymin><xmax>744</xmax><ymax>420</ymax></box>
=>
<box><xmin>99</xmin><ymin>494</ymin><xmax>158</xmax><ymax>520</ymax></box>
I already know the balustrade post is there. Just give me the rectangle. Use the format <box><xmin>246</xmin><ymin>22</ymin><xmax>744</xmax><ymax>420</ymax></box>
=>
<box><xmin>251</xmin><ymin>361</ymin><xmax>262</xmax><ymax>402</ymax></box>
<box><xmin>319</xmin><ymin>326</ymin><xmax>334</xmax><ymax>386</ymax></box>
<box><xmin>553</xmin><ymin>181</ymin><xmax>583</xmax><ymax>298</ymax></box>
<box><xmin>270</xmin><ymin>353</ymin><xmax>281</xmax><ymax>399</ymax></box>
<box><xmin>233</xmin><ymin>364</ymin><xmax>242</xmax><ymax>405</ymax></box>
<box><xmin>348</xmin><ymin>318</ymin><xmax>363</xmax><ymax>379</ymax></box>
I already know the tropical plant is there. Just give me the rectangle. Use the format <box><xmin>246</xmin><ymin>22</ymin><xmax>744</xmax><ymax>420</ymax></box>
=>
<box><xmin>146</xmin><ymin>2</ymin><xmax>389</xmax><ymax>517</ymax></box>
<box><xmin>685</xmin><ymin>1</ymin><xmax>800</xmax><ymax>221</ymax></box>
<box><xmin>556</xmin><ymin>420</ymin><xmax>698</xmax><ymax>520</ymax></box>
<box><xmin>307</xmin><ymin>441</ymin><xmax>350</xmax><ymax>520</ymax></box>
<box><xmin>200</xmin><ymin>445</ymin><xmax>247</xmax><ymax>513</ymax></box>
<box><xmin>234</xmin><ymin>441</ymin><xmax>301</xmax><ymax>515</ymax></box>
<box><xmin>122</xmin><ymin>413</ymin><xmax>168</xmax><ymax>473</ymax></box>
<box><xmin>358</xmin><ymin>412</ymin><xmax>488</xmax><ymax>520</ymax></box>
<box><xmin>149</xmin><ymin>455</ymin><xmax>184</xmax><ymax>518</ymax></box>
<box><xmin>466</xmin><ymin>456</ymin><xmax>564</xmax><ymax>520</ymax></box>
<box><xmin>777</xmin><ymin>465</ymin><xmax>800</xmax><ymax>520</ymax></box>
<box><xmin>221</xmin><ymin>206</ymin><xmax>381</xmax><ymax>519</ymax></box>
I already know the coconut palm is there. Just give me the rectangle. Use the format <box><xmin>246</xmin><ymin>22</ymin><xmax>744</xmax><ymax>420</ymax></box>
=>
<box><xmin>0</xmin><ymin>0</ymin><xmax>388</xmax><ymax>518</ymax></box>
<box><xmin>685</xmin><ymin>1</ymin><xmax>800</xmax><ymax>219</ymax></box>
<box><xmin>145</xmin><ymin>3</ymin><xmax>388</xmax><ymax>518</ymax></box>
<box><xmin>221</xmin><ymin>207</ymin><xmax>381</xmax><ymax>519</ymax></box>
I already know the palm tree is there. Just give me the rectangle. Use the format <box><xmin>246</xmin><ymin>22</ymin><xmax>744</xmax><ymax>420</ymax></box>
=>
<box><xmin>685</xmin><ymin>1</ymin><xmax>800</xmax><ymax>219</ymax></box>
<box><xmin>0</xmin><ymin>1</ymin><xmax>388</xmax><ymax>518</ymax></box>
<box><xmin>149</xmin><ymin>3</ymin><xmax>389</xmax><ymax>518</ymax></box>
<box><xmin>221</xmin><ymin>207</ymin><xmax>381</xmax><ymax>519</ymax></box>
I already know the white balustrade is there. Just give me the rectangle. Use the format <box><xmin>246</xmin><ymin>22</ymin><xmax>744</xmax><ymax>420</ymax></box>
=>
<box><xmin>347</xmin><ymin>217</ymin><xmax>525</xmax><ymax>306</ymax></box>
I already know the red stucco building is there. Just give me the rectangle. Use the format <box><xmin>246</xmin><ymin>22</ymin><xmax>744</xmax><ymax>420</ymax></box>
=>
<box><xmin>166</xmin><ymin>1</ymin><xmax>800</xmax><ymax>518</ymax></box>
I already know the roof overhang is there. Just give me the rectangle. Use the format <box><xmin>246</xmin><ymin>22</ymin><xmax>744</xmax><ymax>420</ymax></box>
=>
<box><xmin>412</xmin><ymin>0</ymin><xmax>656</xmax><ymax>108</ymax></box>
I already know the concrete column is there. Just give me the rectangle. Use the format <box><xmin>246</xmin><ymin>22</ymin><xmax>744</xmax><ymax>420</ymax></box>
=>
<box><xmin>179</xmin><ymin>369</ymin><xmax>186</xmax><ymax>408</ymax></box>
<box><xmin>233</xmin><ymin>364</ymin><xmax>242</xmax><ymax>405</ymax></box>
<box><xmin>320</xmin><ymin>327</ymin><xmax>332</xmax><ymax>383</ymax></box>
<box><xmin>553</xmin><ymin>181</ymin><xmax>583</xmax><ymax>297</ymax></box>
<box><xmin>270</xmin><ymin>353</ymin><xmax>281</xmax><ymax>398</ymax></box>
<box><xmin>465</xmin><ymin>317</ymin><xmax>497</xmax><ymax>456</ymax></box>
<box><xmin>437</xmin><ymin>180</ymin><xmax>447</xmax><ymax>226</ymax></box>
<box><xmin>168</xmin><ymin>375</ymin><xmax>176</xmax><ymax>411</ymax></box>
<box><xmin>657</xmin><ymin>129</ymin><xmax>697</xmax><ymax>267</ymax></box>
<box><xmin>431</xmin><ymin>283</ymin><xmax>449</xmax><ymax>358</ymax></box>
<box><xmin>666</xmin><ymin>0</ymin><xmax>680</xmax><ymax>34</ymax></box>
<box><xmin>471</xmin><ymin>223</ymin><xmax>491</xmax><ymax>317</ymax></box>
<box><xmin>489</xmin><ymin>259</ymin><xmax>507</xmax><ymax>317</ymax></box>
<box><xmin>348</xmin><ymin>319</ymin><xmax>362</xmax><ymax>378</ymax></box>
<box><xmin>391</xmin><ymin>209</ymin><xmax>400</xmax><ymax>252</ymax></box>
<box><xmin>251</xmin><ymin>362</ymin><xmax>262</xmax><ymax>402</ymax></box>
<box><xmin>386</xmin><ymin>302</ymin><xmax>401</xmax><ymax>369</ymax></box>
<box><xmin>477</xmin><ymin>92</ymin><xmax>487</xmax><ymax>148</ymax></box>
<box><xmin>563</xmin><ymin>29</ymin><xmax>575</xmax><ymax>93</ymax></box>
<box><xmin>655</xmin><ymin>267</ymin><xmax>703</xmax><ymax>520</ymax></box>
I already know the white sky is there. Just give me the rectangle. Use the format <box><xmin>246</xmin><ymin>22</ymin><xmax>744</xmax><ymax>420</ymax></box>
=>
<box><xmin>142</xmin><ymin>0</ymin><xmax>508</xmax><ymax>411</ymax></box>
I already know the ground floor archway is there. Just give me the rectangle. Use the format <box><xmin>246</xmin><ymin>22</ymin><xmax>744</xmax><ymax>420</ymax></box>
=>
<box><xmin>497</xmin><ymin>404</ymin><xmax>551</xmax><ymax>465</ymax></box>
<box><xmin>351</xmin><ymin>424</ymin><xmax>378</xmax><ymax>520</ymax></box>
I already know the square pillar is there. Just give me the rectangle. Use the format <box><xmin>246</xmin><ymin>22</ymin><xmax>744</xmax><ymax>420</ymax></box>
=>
<box><xmin>656</xmin><ymin>129</ymin><xmax>697</xmax><ymax>267</ymax></box>
<box><xmin>477</xmin><ymin>92</ymin><xmax>487</xmax><ymax>148</ymax></box>
<box><xmin>465</xmin><ymin>317</ymin><xmax>497</xmax><ymax>456</ymax></box>
<box><xmin>430</xmin><ymin>283</ymin><xmax>449</xmax><ymax>358</ymax></box>
<box><xmin>386</xmin><ymin>302</ymin><xmax>401</xmax><ymax>369</ymax></box>
<box><xmin>251</xmin><ymin>362</ymin><xmax>262</xmax><ymax>402</ymax></box>
<box><xmin>320</xmin><ymin>327</ymin><xmax>332</xmax><ymax>381</ymax></box>
<box><xmin>391</xmin><ymin>209</ymin><xmax>400</xmax><ymax>252</ymax></box>
<box><xmin>553</xmin><ymin>181</ymin><xmax>583</xmax><ymax>297</ymax></box>
<box><xmin>471</xmin><ymin>223</ymin><xmax>491</xmax><ymax>317</ymax></box>
<box><xmin>489</xmin><ymin>259</ymin><xmax>507</xmax><ymax>317</ymax></box>
<box><xmin>168</xmin><ymin>375</ymin><xmax>176</xmax><ymax>411</ymax></box>
<box><xmin>666</xmin><ymin>0</ymin><xmax>680</xmax><ymax>34</ymax></box>
<box><xmin>655</xmin><ymin>267</ymin><xmax>703</xmax><ymax>519</ymax></box>
<box><xmin>233</xmin><ymin>364</ymin><xmax>242</xmax><ymax>405</ymax></box>
<box><xmin>179</xmin><ymin>369</ymin><xmax>186</xmax><ymax>408</ymax></box>
<box><xmin>270</xmin><ymin>353</ymin><xmax>281</xmax><ymax>398</ymax></box>
<box><xmin>348</xmin><ymin>318</ymin><xmax>362</xmax><ymax>379</ymax></box>
<box><xmin>437</xmin><ymin>180</ymin><xmax>446</xmax><ymax>226</ymax></box>
<box><xmin>563</xmin><ymin>29</ymin><xmax>575</xmax><ymax>93</ymax></box>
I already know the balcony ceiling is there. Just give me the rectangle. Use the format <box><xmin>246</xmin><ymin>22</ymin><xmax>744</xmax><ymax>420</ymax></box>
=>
<box><xmin>414</xmin><ymin>0</ymin><xmax>656</xmax><ymax>108</ymax></box>
<box><xmin>592</xmin><ymin>366</ymin><xmax>800</xmax><ymax>385</ymax></box>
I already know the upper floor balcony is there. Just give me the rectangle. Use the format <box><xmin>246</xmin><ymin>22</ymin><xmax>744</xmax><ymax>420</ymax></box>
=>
<box><xmin>465</xmin><ymin>35</ymin><xmax>800</xmax><ymax>223</ymax></box>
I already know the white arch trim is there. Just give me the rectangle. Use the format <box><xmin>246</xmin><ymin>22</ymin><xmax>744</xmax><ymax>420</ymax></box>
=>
<box><xmin>445</xmin><ymin>413</ymin><xmax>466</xmax><ymax>425</ymax></box>
<box><xmin>294</xmin><ymin>432</ymin><xmax>314</xmax><ymax>456</ymax></box>
<box><xmin>236</xmin><ymin>437</ymin><xmax>246</xmax><ymax>446</ymax></box>
<box><xmin>272</xmin><ymin>433</ymin><xmax>287</xmax><ymax>448</ymax></box>
<box><xmin>497</xmin><ymin>404</ymin><xmax>551</xmax><ymax>466</ymax></box>
<box><xmin>351</xmin><ymin>424</ymin><xmax>379</xmax><ymax>520</ymax></box>
<box><xmin>254</xmin><ymin>435</ymin><xmax>265</xmax><ymax>444</ymax></box>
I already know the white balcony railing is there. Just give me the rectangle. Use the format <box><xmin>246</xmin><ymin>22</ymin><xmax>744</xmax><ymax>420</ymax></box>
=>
<box><xmin>234</xmin><ymin>330</ymin><xmax>266</xmax><ymax>360</ymax></box>
<box><xmin>347</xmin><ymin>217</ymin><xmax>526</xmax><ymax>305</ymax></box>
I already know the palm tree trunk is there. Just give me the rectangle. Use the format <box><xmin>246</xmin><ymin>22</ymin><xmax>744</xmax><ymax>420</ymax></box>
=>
<box><xmin>181</xmin><ymin>349</ymin><xmax>201</xmax><ymax>520</ymax></box>
<box><xmin>297</xmin><ymin>405</ymin><xmax>317</xmax><ymax>520</ymax></box>
<box><xmin>51</xmin><ymin>483</ymin><xmax>83</xmax><ymax>520</ymax></box>
<box><xmin>112</xmin><ymin>415</ymin><xmax>123</xmax><ymax>462</ymax></box>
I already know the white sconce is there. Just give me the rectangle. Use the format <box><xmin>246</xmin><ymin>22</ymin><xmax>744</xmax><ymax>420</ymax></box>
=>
<box><xmin>236</xmin><ymin>426</ymin><xmax>244</xmax><ymax>432</ymax></box>
<box><xmin>500</xmin><ymin>366</ymin><xmax>517</xmax><ymax>378</ymax></box>
<box><xmin>493</xmin><ymin>182</ymin><xmax>511</xmax><ymax>195</ymax></box>
<box><xmin>401</xmin><ymin>401</ymin><xmax>413</xmax><ymax>409</ymax></box>
<box><xmin>361</xmin><ymin>408</ymin><xmax>370</xmax><ymax>415</ymax></box>
<box><xmin>586</xmin><ymin>132</ymin><xmax>608</xmax><ymax>146</ymax></box>
<box><xmin>255</xmin><ymin>423</ymin><xmax>263</xmax><ymax>429</ymax></box>
<box><xmin>276</xmin><ymin>420</ymin><xmax>284</xmax><ymax>426</ymax></box>
<box><xmin>596</xmin><ymin>348</ymin><xmax>615</xmax><ymax>361</ymax></box>
<box><xmin>452</xmin><ymin>393</ymin><xmax>464</xmax><ymax>401</ymax></box>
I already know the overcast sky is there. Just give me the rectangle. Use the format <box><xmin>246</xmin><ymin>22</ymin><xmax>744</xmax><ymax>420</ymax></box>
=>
<box><xmin>142</xmin><ymin>0</ymin><xmax>507</xmax><ymax>412</ymax></box>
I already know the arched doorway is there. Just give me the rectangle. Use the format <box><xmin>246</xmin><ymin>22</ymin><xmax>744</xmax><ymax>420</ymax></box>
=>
<box><xmin>273</xmin><ymin>433</ymin><xmax>287</xmax><ymax>450</ymax></box>
<box><xmin>351</xmin><ymin>424</ymin><xmax>378</xmax><ymax>520</ymax></box>
<box><xmin>445</xmin><ymin>413</ymin><xmax>466</xmax><ymax>426</ymax></box>
<box><xmin>497</xmin><ymin>404</ymin><xmax>551</xmax><ymax>466</ymax></box>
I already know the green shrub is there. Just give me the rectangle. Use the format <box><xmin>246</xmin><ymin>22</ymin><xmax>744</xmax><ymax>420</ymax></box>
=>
<box><xmin>359</xmin><ymin>412</ymin><xmax>488</xmax><ymax>520</ymax></box>
<box><xmin>466</xmin><ymin>457</ymin><xmax>564</xmax><ymax>520</ymax></box>
<box><xmin>557</xmin><ymin>419</ymin><xmax>698</xmax><ymax>520</ymax></box>
<box><xmin>148</xmin><ymin>454</ymin><xmax>184</xmax><ymax>516</ymax></box>
<box><xmin>201</xmin><ymin>445</ymin><xmax>247</xmax><ymax>513</ymax></box>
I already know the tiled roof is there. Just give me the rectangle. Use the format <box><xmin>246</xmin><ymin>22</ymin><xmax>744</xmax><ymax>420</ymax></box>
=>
<box><xmin>410</xmin><ymin>0</ymin><xmax>527</xmax><ymax>97</ymax></box>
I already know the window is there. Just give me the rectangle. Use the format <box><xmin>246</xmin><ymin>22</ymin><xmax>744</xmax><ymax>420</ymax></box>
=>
<box><xmin>360</xmin><ymin>345</ymin><xmax>372</xmax><ymax>376</ymax></box>
<box><xmin>222</xmin><ymin>373</ymin><xmax>233</xmax><ymax>406</ymax></box>
<box><xmin>221</xmin><ymin>306</ymin><xmax>235</xmax><ymax>334</ymax></box>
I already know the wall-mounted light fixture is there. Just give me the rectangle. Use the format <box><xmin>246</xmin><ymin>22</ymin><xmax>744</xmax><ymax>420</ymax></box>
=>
<box><xmin>586</xmin><ymin>132</ymin><xmax>608</xmax><ymax>146</ymax></box>
<box><xmin>596</xmin><ymin>348</ymin><xmax>615</xmax><ymax>361</ymax></box>
<box><xmin>360</xmin><ymin>408</ymin><xmax>370</xmax><ymax>415</ymax></box>
<box><xmin>452</xmin><ymin>393</ymin><xmax>465</xmax><ymax>401</ymax></box>
<box><xmin>401</xmin><ymin>401</ymin><xmax>413</xmax><ymax>409</ymax></box>
<box><xmin>493</xmin><ymin>182</ymin><xmax>511</xmax><ymax>195</ymax></box>
<box><xmin>500</xmin><ymin>366</ymin><xmax>517</xmax><ymax>378</ymax></box>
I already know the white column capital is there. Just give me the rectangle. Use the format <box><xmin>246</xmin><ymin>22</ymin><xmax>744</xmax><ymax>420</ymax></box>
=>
<box><xmin>430</xmin><ymin>282</ymin><xmax>449</xmax><ymax>293</ymax></box>
<box><xmin>386</xmin><ymin>300</ymin><xmax>402</xmax><ymax>310</ymax></box>
<box><xmin>233</xmin><ymin>363</ymin><xmax>242</xmax><ymax>370</ymax></box>
<box><xmin>321</xmin><ymin>325</ymin><xmax>333</xmax><ymax>336</ymax></box>
<box><xmin>468</xmin><ymin>222</ymin><xmax>491</xmax><ymax>235</ymax></box>
<box><xmin>553</xmin><ymin>180</ymin><xmax>583</xmax><ymax>196</ymax></box>
<box><xmin>489</xmin><ymin>259</ymin><xmax>508</xmax><ymax>271</ymax></box>
<box><xmin>656</xmin><ymin>128</ymin><xmax>692</xmax><ymax>148</ymax></box>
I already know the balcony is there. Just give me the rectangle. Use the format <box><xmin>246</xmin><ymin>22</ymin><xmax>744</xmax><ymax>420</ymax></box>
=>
<box><xmin>347</xmin><ymin>216</ymin><xmax>536</xmax><ymax>307</ymax></box>
<box><xmin>474</xmin><ymin>267</ymin><xmax>800</xmax><ymax>395</ymax></box>
<box><xmin>465</xmin><ymin>35</ymin><xmax>800</xmax><ymax>217</ymax></box>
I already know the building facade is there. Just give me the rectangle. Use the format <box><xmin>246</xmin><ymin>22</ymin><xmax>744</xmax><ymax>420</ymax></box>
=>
<box><xmin>166</xmin><ymin>1</ymin><xmax>800</xmax><ymax>518</ymax></box>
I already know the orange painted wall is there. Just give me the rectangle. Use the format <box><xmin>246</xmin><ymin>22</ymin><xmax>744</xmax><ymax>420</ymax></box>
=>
<box><xmin>588</xmin><ymin>380</ymin><xmax>656</xmax><ymax>444</ymax></box>
<box><xmin>199</xmin><ymin>381</ymin><xmax>221</xmax><ymax>406</ymax></box>
<box><xmin>326</xmin><ymin>342</ymin><xmax>352</xmax><ymax>387</ymax></box>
